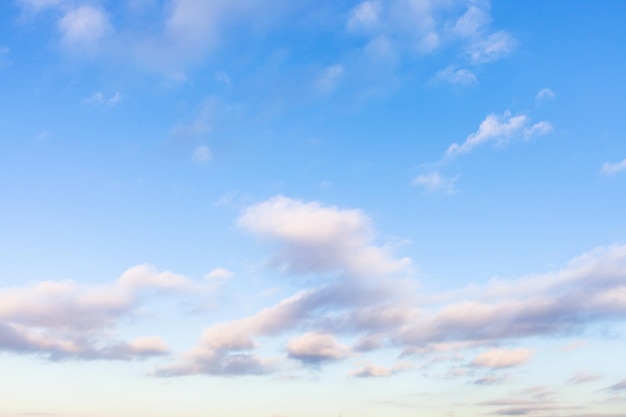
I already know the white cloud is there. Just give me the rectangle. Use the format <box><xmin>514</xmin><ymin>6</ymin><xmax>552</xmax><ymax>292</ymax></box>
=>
<box><xmin>237</xmin><ymin>195</ymin><xmax>411</xmax><ymax>278</ymax></box>
<box><xmin>347</xmin><ymin>1</ymin><xmax>516</xmax><ymax>67</ymax></box>
<box><xmin>0</xmin><ymin>264</ymin><xmax>199</xmax><ymax>360</ymax></box>
<box><xmin>0</xmin><ymin>47</ymin><xmax>11</xmax><ymax>68</ymax></box>
<box><xmin>453</xmin><ymin>5</ymin><xmax>491</xmax><ymax>38</ymax></box>
<box><xmin>18</xmin><ymin>0</ymin><xmax>66</xmax><ymax>11</ymax></box>
<box><xmin>315</xmin><ymin>65</ymin><xmax>344</xmax><ymax>95</ymax></box>
<box><xmin>85</xmin><ymin>92</ymin><xmax>122</xmax><ymax>106</ymax></box>
<box><xmin>466</xmin><ymin>31</ymin><xmax>516</xmax><ymax>64</ymax></box>
<box><xmin>58</xmin><ymin>6</ymin><xmax>112</xmax><ymax>49</ymax></box>
<box><xmin>435</xmin><ymin>66</ymin><xmax>478</xmax><ymax>86</ymax></box>
<box><xmin>193</xmin><ymin>145</ymin><xmax>212</xmax><ymax>163</ymax></box>
<box><xmin>446</xmin><ymin>111</ymin><xmax>552</xmax><ymax>157</ymax></box>
<box><xmin>413</xmin><ymin>172</ymin><xmax>459</xmax><ymax>194</ymax></box>
<box><xmin>524</xmin><ymin>121</ymin><xmax>553</xmax><ymax>138</ymax></box>
<box><xmin>601</xmin><ymin>157</ymin><xmax>626</xmax><ymax>175</ymax></box>
<box><xmin>536</xmin><ymin>88</ymin><xmax>556</xmax><ymax>102</ymax></box>
<box><xmin>347</xmin><ymin>1</ymin><xmax>382</xmax><ymax>34</ymax></box>
<box><xmin>287</xmin><ymin>332</ymin><xmax>350</xmax><ymax>364</ymax></box>
<box><xmin>470</xmin><ymin>348</ymin><xmax>534</xmax><ymax>368</ymax></box>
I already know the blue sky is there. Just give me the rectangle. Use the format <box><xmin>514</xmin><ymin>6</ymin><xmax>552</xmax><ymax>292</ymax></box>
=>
<box><xmin>1</xmin><ymin>1</ymin><xmax>626</xmax><ymax>416</ymax></box>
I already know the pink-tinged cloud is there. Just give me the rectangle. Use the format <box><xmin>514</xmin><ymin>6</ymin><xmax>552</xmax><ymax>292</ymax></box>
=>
<box><xmin>470</xmin><ymin>348</ymin><xmax>534</xmax><ymax>369</ymax></box>
<box><xmin>287</xmin><ymin>332</ymin><xmax>350</xmax><ymax>364</ymax></box>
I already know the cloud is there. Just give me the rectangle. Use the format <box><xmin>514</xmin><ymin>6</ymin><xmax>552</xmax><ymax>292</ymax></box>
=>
<box><xmin>0</xmin><ymin>264</ymin><xmax>197</xmax><ymax>360</ymax></box>
<box><xmin>470</xmin><ymin>348</ymin><xmax>533</xmax><ymax>369</ymax></box>
<box><xmin>474</xmin><ymin>374</ymin><xmax>508</xmax><ymax>385</ymax></box>
<box><xmin>453</xmin><ymin>5</ymin><xmax>491</xmax><ymax>38</ymax></box>
<box><xmin>394</xmin><ymin>244</ymin><xmax>626</xmax><ymax>353</ymax></box>
<box><xmin>568</xmin><ymin>372</ymin><xmax>602</xmax><ymax>385</ymax></box>
<box><xmin>160</xmin><ymin>223</ymin><xmax>626</xmax><ymax>379</ymax></box>
<box><xmin>0</xmin><ymin>46</ymin><xmax>11</xmax><ymax>68</ymax></box>
<box><xmin>347</xmin><ymin>1</ymin><xmax>382</xmax><ymax>34</ymax></box>
<box><xmin>562</xmin><ymin>339</ymin><xmax>586</xmax><ymax>352</ymax></box>
<box><xmin>315</xmin><ymin>64</ymin><xmax>344</xmax><ymax>95</ymax></box>
<box><xmin>157</xmin><ymin>196</ymin><xmax>415</xmax><ymax>377</ymax></box>
<box><xmin>58</xmin><ymin>6</ymin><xmax>112</xmax><ymax>49</ymax></box>
<box><xmin>445</xmin><ymin>111</ymin><xmax>552</xmax><ymax>157</ymax></box>
<box><xmin>17</xmin><ymin>0</ymin><xmax>66</xmax><ymax>12</ymax></box>
<box><xmin>605</xmin><ymin>379</ymin><xmax>626</xmax><ymax>392</ymax></box>
<box><xmin>466</xmin><ymin>31</ymin><xmax>516</xmax><ymax>64</ymax></box>
<box><xmin>286</xmin><ymin>332</ymin><xmax>350</xmax><ymax>364</ymax></box>
<box><xmin>351</xmin><ymin>361</ymin><xmax>411</xmax><ymax>378</ymax></box>
<box><xmin>206</xmin><ymin>268</ymin><xmax>234</xmax><ymax>281</ymax></box>
<box><xmin>601</xmin><ymin>157</ymin><xmax>626</xmax><ymax>175</ymax></box>
<box><xmin>237</xmin><ymin>195</ymin><xmax>411</xmax><ymax>278</ymax></box>
<box><xmin>435</xmin><ymin>66</ymin><xmax>478</xmax><ymax>86</ymax></box>
<box><xmin>85</xmin><ymin>92</ymin><xmax>122</xmax><ymax>106</ymax></box>
<box><xmin>192</xmin><ymin>145</ymin><xmax>212</xmax><ymax>163</ymax></box>
<box><xmin>413</xmin><ymin>172</ymin><xmax>459</xmax><ymax>194</ymax></box>
<box><xmin>347</xmin><ymin>1</ymin><xmax>516</xmax><ymax>64</ymax></box>
<box><xmin>536</xmin><ymin>88</ymin><xmax>556</xmax><ymax>102</ymax></box>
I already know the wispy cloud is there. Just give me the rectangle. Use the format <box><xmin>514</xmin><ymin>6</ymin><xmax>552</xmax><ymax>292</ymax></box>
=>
<box><xmin>466</xmin><ymin>31</ymin><xmax>516</xmax><ymax>64</ymax></box>
<box><xmin>536</xmin><ymin>88</ymin><xmax>556</xmax><ymax>103</ymax></box>
<box><xmin>0</xmin><ymin>46</ymin><xmax>11</xmax><ymax>68</ymax></box>
<box><xmin>434</xmin><ymin>66</ymin><xmax>478</xmax><ymax>87</ymax></box>
<box><xmin>445</xmin><ymin>111</ymin><xmax>553</xmax><ymax>158</ymax></box>
<box><xmin>84</xmin><ymin>91</ymin><xmax>122</xmax><ymax>106</ymax></box>
<box><xmin>568</xmin><ymin>372</ymin><xmax>602</xmax><ymax>385</ymax></box>
<box><xmin>470</xmin><ymin>348</ymin><xmax>534</xmax><ymax>369</ymax></box>
<box><xmin>413</xmin><ymin>172</ymin><xmax>459</xmax><ymax>194</ymax></box>
<box><xmin>192</xmin><ymin>145</ymin><xmax>212</xmax><ymax>163</ymax></box>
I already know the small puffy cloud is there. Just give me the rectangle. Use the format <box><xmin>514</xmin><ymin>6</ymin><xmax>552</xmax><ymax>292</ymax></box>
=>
<box><xmin>315</xmin><ymin>64</ymin><xmax>344</xmax><ymax>95</ymax></box>
<box><xmin>435</xmin><ymin>66</ymin><xmax>478</xmax><ymax>87</ymax></box>
<box><xmin>466</xmin><ymin>31</ymin><xmax>516</xmax><ymax>64</ymax></box>
<box><xmin>287</xmin><ymin>332</ymin><xmax>350</xmax><ymax>364</ymax></box>
<box><xmin>237</xmin><ymin>195</ymin><xmax>411</xmax><ymax>278</ymax></box>
<box><xmin>470</xmin><ymin>348</ymin><xmax>534</xmax><ymax>369</ymax></box>
<box><xmin>58</xmin><ymin>6</ymin><xmax>113</xmax><ymax>49</ymax></box>
<box><xmin>536</xmin><ymin>88</ymin><xmax>556</xmax><ymax>102</ymax></box>
<box><xmin>413</xmin><ymin>172</ymin><xmax>458</xmax><ymax>194</ymax></box>
<box><xmin>85</xmin><ymin>92</ymin><xmax>122</xmax><ymax>106</ymax></box>
<box><xmin>193</xmin><ymin>145</ymin><xmax>212</xmax><ymax>163</ymax></box>
<box><xmin>601</xmin><ymin>157</ymin><xmax>626</xmax><ymax>175</ymax></box>
<box><xmin>446</xmin><ymin>111</ymin><xmax>552</xmax><ymax>157</ymax></box>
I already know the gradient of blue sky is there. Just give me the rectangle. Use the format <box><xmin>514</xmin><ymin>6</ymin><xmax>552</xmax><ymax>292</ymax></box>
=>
<box><xmin>1</xmin><ymin>1</ymin><xmax>626</xmax><ymax>416</ymax></box>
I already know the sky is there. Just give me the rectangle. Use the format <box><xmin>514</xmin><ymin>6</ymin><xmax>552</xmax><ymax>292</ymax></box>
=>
<box><xmin>1</xmin><ymin>1</ymin><xmax>626</xmax><ymax>416</ymax></box>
